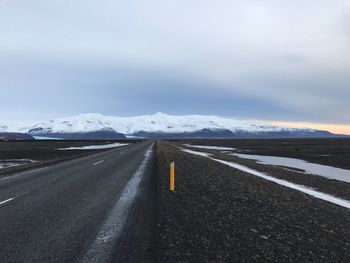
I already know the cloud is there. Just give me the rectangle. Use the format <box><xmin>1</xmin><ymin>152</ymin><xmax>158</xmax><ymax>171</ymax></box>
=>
<box><xmin>0</xmin><ymin>0</ymin><xmax>349</xmax><ymax>124</ymax></box>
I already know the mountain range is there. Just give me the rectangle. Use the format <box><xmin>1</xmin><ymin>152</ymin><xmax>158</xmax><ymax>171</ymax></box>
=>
<box><xmin>2</xmin><ymin>112</ymin><xmax>340</xmax><ymax>140</ymax></box>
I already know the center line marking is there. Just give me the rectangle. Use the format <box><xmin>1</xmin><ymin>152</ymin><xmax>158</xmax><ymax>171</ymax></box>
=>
<box><xmin>93</xmin><ymin>160</ymin><xmax>104</xmax><ymax>166</ymax></box>
<box><xmin>0</xmin><ymin>198</ymin><xmax>15</xmax><ymax>205</ymax></box>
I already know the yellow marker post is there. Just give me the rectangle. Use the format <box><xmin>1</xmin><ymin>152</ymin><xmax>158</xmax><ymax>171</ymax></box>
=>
<box><xmin>170</xmin><ymin>162</ymin><xmax>175</xmax><ymax>191</ymax></box>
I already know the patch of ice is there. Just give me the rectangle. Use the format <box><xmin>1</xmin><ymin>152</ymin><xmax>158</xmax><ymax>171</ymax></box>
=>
<box><xmin>0</xmin><ymin>159</ymin><xmax>36</xmax><ymax>169</ymax></box>
<box><xmin>233</xmin><ymin>153</ymin><xmax>350</xmax><ymax>184</ymax></box>
<box><xmin>184</xmin><ymin>144</ymin><xmax>236</xmax><ymax>151</ymax></box>
<box><xmin>182</xmin><ymin>149</ymin><xmax>212</xmax><ymax>157</ymax></box>
<box><xmin>57</xmin><ymin>143</ymin><xmax>128</xmax><ymax>150</ymax></box>
<box><xmin>0</xmin><ymin>163</ymin><xmax>23</xmax><ymax>169</ymax></box>
<box><xmin>34</xmin><ymin>136</ymin><xmax>63</xmax><ymax>140</ymax></box>
<box><xmin>182</xmin><ymin>148</ymin><xmax>350</xmax><ymax>210</ymax></box>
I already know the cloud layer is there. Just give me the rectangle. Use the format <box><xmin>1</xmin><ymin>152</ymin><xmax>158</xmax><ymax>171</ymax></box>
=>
<box><xmin>1</xmin><ymin>0</ymin><xmax>349</xmax><ymax>125</ymax></box>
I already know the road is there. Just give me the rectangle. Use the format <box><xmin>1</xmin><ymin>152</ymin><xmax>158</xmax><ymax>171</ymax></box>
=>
<box><xmin>0</xmin><ymin>141</ymin><xmax>154</xmax><ymax>263</ymax></box>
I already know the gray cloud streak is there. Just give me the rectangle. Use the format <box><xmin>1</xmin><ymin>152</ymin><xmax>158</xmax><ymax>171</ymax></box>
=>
<box><xmin>0</xmin><ymin>0</ymin><xmax>350</xmax><ymax>125</ymax></box>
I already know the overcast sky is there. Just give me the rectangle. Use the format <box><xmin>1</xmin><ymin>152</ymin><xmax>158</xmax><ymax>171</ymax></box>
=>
<box><xmin>1</xmin><ymin>0</ymin><xmax>350</xmax><ymax>132</ymax></box>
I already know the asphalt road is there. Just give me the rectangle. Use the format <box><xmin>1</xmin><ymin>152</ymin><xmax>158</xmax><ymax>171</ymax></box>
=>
<box><xmin>0</xmin><ymin>141</ymin><xmax>154</xmax><ymax>263</ymax></box>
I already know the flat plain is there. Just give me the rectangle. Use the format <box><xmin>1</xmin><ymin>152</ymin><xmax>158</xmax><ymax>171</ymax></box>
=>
<box><xmin>154</xmin><ymin>138</ymin><xmax>350</xmax><ymax>262</ymax></box>
<box><xmin>1</xmin><ymin>138</ymin><xmax>350</xmax><ymax>262</ymax></box>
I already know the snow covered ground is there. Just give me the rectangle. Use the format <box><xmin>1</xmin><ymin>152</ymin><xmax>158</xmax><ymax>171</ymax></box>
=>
<box><xmin>233</xmin><ymin>153</ymin><xmax>350</xmax><ymax>183</ymax></box>
<box><xmin>182</xmin><ymin>148</ymin><xmax>350</xmax><ymax>209</ymax></box>
<box><xmin>0</xmin><ymin>159</ymin><xmax>36</xmax><ymax>169</ymax></box>
<box><xmin>34</xmin><ymin>136</ymin><xmax>64</xmax><ymax>140</ymax></box>
<box><xmin>57</xmin><ymin>143</ymin><xmax>128</xmax><ymax>150</ymax></box>
<box><xmin>184</xmin><ymin>144</ymin><xmax>236</xmax><ymax>151</ymax></box>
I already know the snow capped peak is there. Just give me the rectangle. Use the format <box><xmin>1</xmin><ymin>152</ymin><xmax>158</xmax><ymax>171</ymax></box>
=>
<box><xmin>152</xmin><ymin>112</ymin><xmax>168</xmax><ymax>117</ymax></box>
<box><xmin>24</xmin><ymin>112</ymin><xmax>319</xmax><ymax>137</ymax></box>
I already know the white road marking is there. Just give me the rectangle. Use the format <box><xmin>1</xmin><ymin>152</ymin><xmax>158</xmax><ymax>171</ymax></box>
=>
<box><xmin>93</xmin><ymin>160</ymin><xmax>104</xmax><ymax>166</ymax></box>
<box><xmin>82</xmin><ymin>144</ymin><xmax>153</xmax><ymax>262</ymax></box>
<box><xmin>0</xmin><ymin>198</ymin><xmax>14</xmax><ymax>205</ymax></box>
<box><xmin>182</xmin><ymin>148</ymin><xmax>350</xmax><ymax>210</ymax></box>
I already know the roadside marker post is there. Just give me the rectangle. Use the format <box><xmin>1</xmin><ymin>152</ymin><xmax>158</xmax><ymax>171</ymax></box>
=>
<box><xmin>170</xmin><ymin>162</ymin><xmax>175</xmax><ymax>191</ymax></box>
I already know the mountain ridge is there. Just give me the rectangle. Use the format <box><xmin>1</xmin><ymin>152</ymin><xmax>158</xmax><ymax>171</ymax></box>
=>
<box><xmin>16</xmin><ymin>112</ymin><xmax>343</xmax><ymax>139</ymax></box>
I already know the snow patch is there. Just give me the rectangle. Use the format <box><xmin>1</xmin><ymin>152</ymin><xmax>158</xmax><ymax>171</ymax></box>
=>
<box><xmin>34</xmin><ymin>136</ymin><xmax>64</xmax><ymax>140</ymax></box>
<box><xmin>0</xmin><ymin>159</ymin><xmax>36</xmax><ymax>169</ymax></box>
<box><xmin>233</xmin><ymin>153</ymin><xmax>350</xmax><ymax>183</ymax></box>
<box><xmin>182</xmin><ymin>148</ymin><xmax>350</xmax><ymax>210</ymax></box>
<box><xmin>57</xmin><ymin>143</ymin><xmax>128</xmax><ymax>150</ymax></box>
<box><xmin>184</xmin><ymin>144</ymin><xmax>236</xmax><ymax>151</ymax></box>
<box><xmin>182</xmin><ymin>149</ymin><xmax>212</xmax><ymax>157</ymax></box>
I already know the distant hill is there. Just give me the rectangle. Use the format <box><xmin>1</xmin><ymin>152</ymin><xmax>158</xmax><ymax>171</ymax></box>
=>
<box><xmin>0</xmin><ymin>132</ymin><xmax>34</xmax><ymax>141</ymax></box>
<box><xmin>20</xmin><ymin>112</ymin><xmax>344</xmax><ymax>139</ymax></box>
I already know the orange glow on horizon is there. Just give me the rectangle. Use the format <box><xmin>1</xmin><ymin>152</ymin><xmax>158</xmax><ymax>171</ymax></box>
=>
<box><xmin>271</xmin><ymin>121</ymin><xmax>350</xmax><ymax>135</ymax></box>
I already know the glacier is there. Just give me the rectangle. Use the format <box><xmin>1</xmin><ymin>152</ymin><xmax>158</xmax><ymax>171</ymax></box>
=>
<box><xmin>22</xmin><ymin>112</ymin><xmax>336</xmax><ymax>139</ymax></box>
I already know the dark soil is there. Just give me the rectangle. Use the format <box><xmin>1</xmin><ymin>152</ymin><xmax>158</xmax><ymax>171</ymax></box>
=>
<box><xmin>155</xmin><ymin>141</ymin><xmax>350</xmax><ymax>262</ymax></box>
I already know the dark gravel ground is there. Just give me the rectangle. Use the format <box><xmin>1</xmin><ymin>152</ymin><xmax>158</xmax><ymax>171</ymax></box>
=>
<box><xmin>176</xmin><ymin>138</ymin><xmax>350</xmax><ymax>201</ymax></box>
<box><xmin>155</xmin><ymin>141</ymin><xmax>350</xmax><ymax>262</ymax></box>
<box><xmin>0</xmin><ymin>140</ymin><xmax>138</xmax><ymax>176</ymax></box>
<box><xmin>179</xmin><ymin>138</ymin><xmax>350</xmax><ymax>169</ymax></box>
<box><xmin>174</xmin><ymin>145</ymin><xmax>350</xmax><ymax>202</ymax></box>
<box><xmin>211</xmin><ymin>151</ymin><xmax>350</xmax><ymax>202</ymax></box>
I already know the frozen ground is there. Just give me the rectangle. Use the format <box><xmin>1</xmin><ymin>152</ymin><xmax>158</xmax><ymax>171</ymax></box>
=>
<box><xmin>182</xmin><ymin>148</ymin><xmax>350</xmax><ymax>209</ymax></box>
<box><xmin>0</xmin><ymin>159</ymin><xmax>36</xmax><ymax>169</ymax></box>
<box><xmin>183</xmin><ymin>142</ymin><xmax>350</xmax><ymax>184</ymax></box>
<box><xmin>57</xmin><ymin>143</ymin><xmax>129</xmax><ymax>150</ymax></box>
<box><xmin>233</xmin><ymin>153</ymin><xmax>350</xmax><ymax>183</ymax></box>
<box><xmin>183</xmin><ymin>144</ymin><xmax>236</xmax><ymax>151</ymax></box>
<box><xmin>34</xmin><ymin>136</ymin><xmax>63</xmax><ymax>140</ymax></box>
<box><xmin>158</xmin><ymin>141</ymin><xmax>350</xmax><ymax>262</ymax></box>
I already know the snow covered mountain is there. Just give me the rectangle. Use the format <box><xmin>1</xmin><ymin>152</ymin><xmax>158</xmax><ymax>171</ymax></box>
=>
<box><xmin>0</xmin><ymin>125</ymin><xmax>34</xmax><ymax>140</ymax></box>
<box><xmin>24</xmin><ymin>113</ymin><xmax>335</xmax><ymax>139</ymax></box>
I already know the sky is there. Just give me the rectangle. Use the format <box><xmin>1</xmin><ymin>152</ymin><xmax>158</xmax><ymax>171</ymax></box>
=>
<box><xmin>1</xmin><ymin>0</ymin><xmax>350</xmax><ymax>133</ymax></box>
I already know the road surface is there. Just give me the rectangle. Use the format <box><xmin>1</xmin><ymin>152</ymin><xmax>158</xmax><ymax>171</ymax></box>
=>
<box><xmin>0</xmin><ymin>141</ymin><xmax>154</xmax><ymax>263</ymax></box>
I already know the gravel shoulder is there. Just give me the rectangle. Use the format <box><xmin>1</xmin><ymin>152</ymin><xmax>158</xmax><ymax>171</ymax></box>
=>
<box><xmin>155</xmin><ymin>141</ymin><xmax>350</xmax><ymax>262</ymax></box>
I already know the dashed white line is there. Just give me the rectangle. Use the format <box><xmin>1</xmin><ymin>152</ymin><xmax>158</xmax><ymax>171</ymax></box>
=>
<box><xmin>0</xmin><ymin>198</ymin><xmax>15</xmax><ymax>205</ymax></box>
<box><xmin>93</xmin><ymin>160</ymin><xmax>104</xmax><ymax>166</ymax></box>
